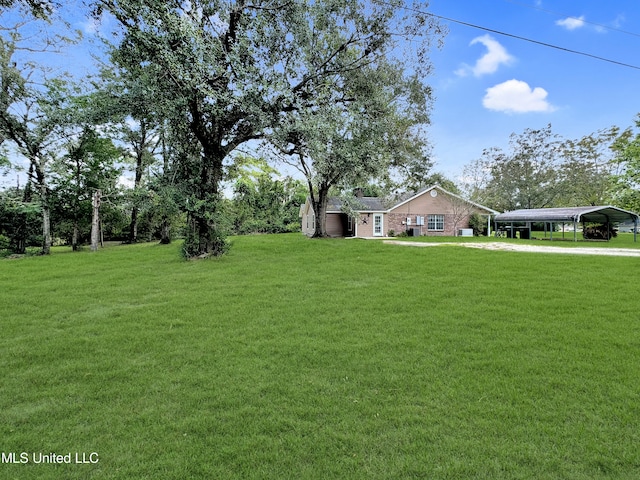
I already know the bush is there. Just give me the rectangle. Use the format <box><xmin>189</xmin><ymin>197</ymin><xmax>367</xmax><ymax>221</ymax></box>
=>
<box><xmin>469</xmin><ymin>213</ymin><xmax>487</xmax><ymax>236</ymax></box>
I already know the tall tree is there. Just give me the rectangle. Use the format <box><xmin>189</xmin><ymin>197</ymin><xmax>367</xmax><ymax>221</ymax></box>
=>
<box><xmin>0</xmin><ymin>9</ymin><xmax>81</xmax><ymax>254</ymax></box>
<box><xmin>97</xmin><ymin>0</ymin><xmax>444</xmax><ymax>255</ymax></box>
<box><xmin>92</xmin><ymin>68</ymin><xmax>164</xmax><ymax>243</ymax></box>
<box><xmin>0</xmin><ymin>38</ymin><xmax>66</xmax><ymax>254</ymax></box>
<box><xmin>274</xmin><ymin>60</ymin><xmax>435</xmax><ymax>237</ymax></box>
<box><xmin>478</xmin><ymin>125</ymin><xmax>562</xmax><ymax>212</ymax></box>
<box><xmin>50</xmin><ymin>127</ymin><xmax>122</xmax><ymax>250</ymax></box>
<box><xmin>611</xmin><ymin>116</ymin><xmax>640</xmax><ymax>213</ymax></box>
<box><xmin>558</xmin><ymin>127</ymin><xmax>619</xmax><ymax>206</ymax></box>
<box><xmin>121</xmin><ymin>117</ymin><xmax>159</xmax><ymax>243</ymax></box>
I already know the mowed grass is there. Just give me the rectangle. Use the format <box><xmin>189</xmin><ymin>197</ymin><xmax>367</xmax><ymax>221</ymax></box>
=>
<box><xmin>1</xmin><ymin>234</ymin><xmax>639</xmax><ymax>479</ymax></box>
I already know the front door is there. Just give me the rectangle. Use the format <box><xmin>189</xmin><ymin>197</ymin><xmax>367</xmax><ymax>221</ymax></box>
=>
<box><xmin>373</xmin><ymin>214</ymin><xmax>383</xmax><ymax>237</ymax></box>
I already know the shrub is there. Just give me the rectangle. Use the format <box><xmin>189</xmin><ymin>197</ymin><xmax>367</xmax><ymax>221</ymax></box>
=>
<box><xmin>469</xmin><ymin>213</ymin><xmax>487</xmax><ymax>236</ymax></box>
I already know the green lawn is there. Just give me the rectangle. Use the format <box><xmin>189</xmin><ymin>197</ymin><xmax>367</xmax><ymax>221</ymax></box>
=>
<box><xmin>1</xmin><ymin>234</ymin><xmax>639</xmax><ymax>479</ymax></box>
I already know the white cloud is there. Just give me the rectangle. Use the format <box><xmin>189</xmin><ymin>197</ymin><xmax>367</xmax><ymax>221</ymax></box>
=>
<box><xmin>456</xmin><ymin>35</ymin><xmax>514</xmax><ymax>77</ymax></box>
<box><xmin>482</xmin><ymin>79</ymin><xmax>556</xmax><ymax>114</ymax></box>
<box><xmin>556</xmin><ymin>16</ymin><xmax>585</xmax><ymax>31</ymax></box>
<box><xmin>79</xmin><ymin>19</ymin><xmax>99</xmax><ymax>34</ymax></box>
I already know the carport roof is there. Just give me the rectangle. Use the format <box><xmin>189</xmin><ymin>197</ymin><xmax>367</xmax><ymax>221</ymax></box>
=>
<box><xmin>495</xmin><ymin>206</ymin><xmax>639</xmax><ymax>224</ymax></box>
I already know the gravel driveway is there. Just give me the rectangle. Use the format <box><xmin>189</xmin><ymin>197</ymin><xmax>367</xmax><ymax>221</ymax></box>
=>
<box><xmin>383</xmin><ymin>240</ymin><xmax>640</xmax><ymax>257</ymax></box>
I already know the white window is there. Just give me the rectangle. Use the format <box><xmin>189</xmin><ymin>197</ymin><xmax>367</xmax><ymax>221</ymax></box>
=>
<box><xmin>347</xmin><ymin>216</ymin><xmax>353</xmax><ymax>232</ymax></box>
<box><xmin>427</xmin><ymin>214</ymin><xmax>444</xmax><ymax>231</ymax></box>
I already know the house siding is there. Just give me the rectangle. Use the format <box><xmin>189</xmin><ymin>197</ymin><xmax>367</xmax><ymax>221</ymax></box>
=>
<box><xmin>387</xmin><ymin>191</ymin><xmax>478</xmax><ymax>237</ymax></box>
<box><xmin>301</xmin><ymin>206</ymin><xmax>314</xmax><ymax>236</ymax></box>
<box><xmin>301</xmin><ymin>209</ymin><xmax>347</xmax><ymax>237</ymax></box>
<box><xmin>356</xmin><ymin>214</ymin><xmax>377</xmax><ymax>237</ymax></box>
<box><xmin>300</xmin><ymin>187</ymin><xmax>496</xmax><ymax>238</ymax></box>
<box><xmin>326</xmin><ymin>213</ymin><xmax>344</xmax><ymax>237</ymax></box>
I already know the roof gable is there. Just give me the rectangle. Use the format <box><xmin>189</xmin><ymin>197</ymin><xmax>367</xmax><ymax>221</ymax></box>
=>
<box><xmin>304</xmin><ymin>185</ymin><xmax>499</xmax><ymax>216</ymax></box>
<box><xmin>388</xmin><ymin>185</ymin><xmax>499</xmax><ymax>214</ymax></box>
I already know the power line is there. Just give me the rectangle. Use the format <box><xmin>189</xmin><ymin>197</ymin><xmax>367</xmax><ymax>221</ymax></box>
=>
<box><xmin>373</xmin><ymin>0</ymin><xmax>640</xmax><ymax>71</ymax></box>
<box><xmin>504</xmin><ymin>0</ymin><xmax>640</xmax><ymax>39</ymax></box>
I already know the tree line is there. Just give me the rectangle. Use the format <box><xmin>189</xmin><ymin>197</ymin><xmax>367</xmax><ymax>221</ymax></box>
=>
<box><xmin>462</xmin><ymin>122</ymin><xmax>640</xmax><ymax>215</ymax></box>
<box><xmin>0</xmin><ymin>0</ymin><xmax>445</xmax><ymax>256</ymax></box>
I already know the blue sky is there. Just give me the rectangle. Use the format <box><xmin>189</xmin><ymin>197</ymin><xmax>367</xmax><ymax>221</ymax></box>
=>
<box><xmin>424</xmin><ymin>0</ymin><xmax>640</xmax><ymax>181</ymax></box>
<box><xmin>2</xmin><ymin>0</ymin><xmax>640</xmax><ymax>189</ymax></box>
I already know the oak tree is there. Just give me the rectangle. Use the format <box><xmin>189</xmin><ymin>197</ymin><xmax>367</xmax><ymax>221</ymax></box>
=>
<box><xmin>97</xmin><ymin>0</ymin><xmax>444</xmax><ymax>254</ymax></box>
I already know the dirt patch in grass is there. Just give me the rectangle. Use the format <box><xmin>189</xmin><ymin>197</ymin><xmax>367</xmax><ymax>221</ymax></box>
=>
<box><xmin>384</xmin><ymin>240</ymin><xmax>640</xmax><ymax>257</ymax></box>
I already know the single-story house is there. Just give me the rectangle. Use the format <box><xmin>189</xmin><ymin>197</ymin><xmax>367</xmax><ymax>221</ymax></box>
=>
<box><xmin>300</xmin><ymin>185</ymin><xmax>499</xmax><ymax>238</ymax></box>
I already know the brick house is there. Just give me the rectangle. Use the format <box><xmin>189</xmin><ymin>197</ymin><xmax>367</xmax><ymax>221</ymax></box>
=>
<box><xmin>300</xmin><ymin>185</ymin><xmax>498</xmax><ymax>237</ymax></box>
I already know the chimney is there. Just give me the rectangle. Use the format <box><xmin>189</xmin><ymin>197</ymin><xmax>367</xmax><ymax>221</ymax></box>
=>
<box><xmin>353</xmin><ymin>187</ymin><xmax>364</xmax><ymax>198</ymax></box>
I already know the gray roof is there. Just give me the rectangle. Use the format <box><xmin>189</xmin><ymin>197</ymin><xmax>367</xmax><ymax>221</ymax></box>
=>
<box><xmin>327</xmin><ymin>196</ymin><xmax>386</xmax><ymax>212</ymax></box>
<box><xmin>495</xmin><ymin>206</ymin><xmax>639</xmax><ymax>224</ymax></box>
<box><xmin>327</xmin><ymin>185</ymin><xmax>499</xmax><ymax>215</ymax></box>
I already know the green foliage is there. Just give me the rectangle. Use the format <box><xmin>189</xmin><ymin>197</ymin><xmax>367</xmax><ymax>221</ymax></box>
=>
<box><xmin>0</xmin><ymin>0</ymin><xmax>53</xmax><ymax>19</ymax></box>
<box><xmin>182</xmin><ymin>193</ymin><xmax>230</xmax><ymax>258</ymax></box>
<box><xmin>230</xmin><ymin>170</ymin><xmax>306</xmax><ymax>235</ymax></box>
<box><xmin>478</xmin><ymin>125</ymin><xmax>562</xmax><ymax>211</ymax></box>
<box><xmin>50</xmin><ymin>128</ymin><xmax>123</xmax><ymax>247</ymax></box>
<box><xmin>612</xmin><ymin>115</ymin><xmax>640</xmax><ymax>213</ymax></box>
<box><xmin>135</xmin><ymin>182</ymin><xmax>184</xmax><ymax>242</ymax></box>
<box><xmin>557</xmin><ymin>127</ymin><xmax>619</xmax><ymax>206</ymax></box>
<box><xmin>468</xmin><ymin>212</ymin><xmax>487</xmax><ymax>236</ymax></box>
<box><xmin>0</xmin><ymin>31</ymin><xmax>87</xmax><ymax>254</ymax></box>
<box><xmin>463</xmin><ymin>123</ymin><xmax>629</xmax><ymax>211</ymax></box>
<box><xmin>0</xmin><ymin>187</ymin><xmax>41</xmax><ymax>252</ymax></box>
<box><xmin>100</xmin><ymin>0</ymin><xmax>443</xmax><ymax>252</ymax></box>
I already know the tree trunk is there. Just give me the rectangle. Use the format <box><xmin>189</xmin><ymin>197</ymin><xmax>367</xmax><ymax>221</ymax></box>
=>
<box><xmin>33</xmin><ymin>160</ymin><xmax>51</xmax><ymax>255</ymax></box>
<box><xmin>39</xmin><ymin>182</ymin><xmax>51</xmax><ymax>255</ymax></box>
<box><xmin>15</xmin><ymin>180</ymin><xmax>31</xmax><ymax>254</ymax></box>
<box><xmin>312</xmin><ymin>187</ymin><xmax>330</xmax><ymax>237</ymax></box>
<box><xmin>15</xmin><ymin>228</ymin><xmax>26</xmax><ymax>254</ymax></box>
<box><xmin>184</xmin><ymin>146</ymin><xmax>227</xmax><ymax>257</ymax></box>
<box><xmin>159</xmin><ymin>216</ymin><xmax>171</xmax><ymax>244</ymax></box>
<box><xmin>128</xmin><ymin>206</ymin><xmax>139</xmax><ymax>243</ymax></box>
<box><xmin>72</xmin><ymin>219</ymin><xmax>79</xmax><ymax>251</ymax></box>
<box><xmin>127</xmin><ymin>162</ymin><xmax>143</xmax><ymax>243</ymax></box>
<box><xmin>41</xmin><ymin>202</ymin><xmax>51</xmax><ymax>254</ymax></box>
<box><xmin>91</xmin><ymin>190</ymin><xmax>101</xmax><ymax>252</ymax></box>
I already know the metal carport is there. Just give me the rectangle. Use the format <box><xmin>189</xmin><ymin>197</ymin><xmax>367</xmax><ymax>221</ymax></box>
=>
<box><xmin>494</xmin><ymin>206</ymin><xmax>640</xmax><ymax>242</ymax></box>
